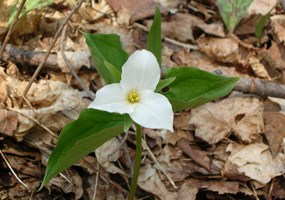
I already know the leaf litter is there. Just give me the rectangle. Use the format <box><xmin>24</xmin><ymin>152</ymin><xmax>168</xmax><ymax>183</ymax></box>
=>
<box><xmin>1</xmin><ymin>0</ymin><xmax>285</xmax><ymax>199</ymax></box>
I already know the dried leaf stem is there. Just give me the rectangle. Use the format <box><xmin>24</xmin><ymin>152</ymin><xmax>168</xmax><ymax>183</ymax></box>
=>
<box><xmin>19</xmin><ymin>0</ymin><xmax>85</xmax><ymax>107</ymax></box>
<box><xmin>0</xmin><ymin>0</ymin><xmax>27</xmax><ymax>60</ymax></box>
<box><xmin>142</xmin><ymin>138</ymin><xmax>178</xmax><ymax>189</ymax></box>
<box><xmin>0</xmin><ymin>150</ymin><xmax>31</xmax><ymax>192</ymax></box>
<box><xmin>60</xmin><ymin>24</ymin><xmax>95</xmax><ymax>99</ymax></box>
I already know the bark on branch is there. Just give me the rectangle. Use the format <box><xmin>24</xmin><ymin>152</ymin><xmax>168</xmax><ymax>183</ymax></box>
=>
<box><xmin>2</xmin><ymin>43</ymin><xmax>285</xmax><ymax>100</ymax></box>
<box><xmin>234</xmin><ymin>78</ymin><xmax>285</xmax><ymax>99</ymax></box>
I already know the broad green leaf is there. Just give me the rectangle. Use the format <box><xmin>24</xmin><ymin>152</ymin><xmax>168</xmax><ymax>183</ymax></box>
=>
<box><xmin>255</xmin><ymin>6</ymin><xmax>275</xmax><ymax>45</ymax></box>
<box><xmin>82</xmin><ymin>32</ymin><xmax>128</xmax><ymax>84</ymax></box>
<box><xmin>155</xmin><ymin>77</ymin><xmax>176</xmax><ymax>92</ymax></box>
<box><xmin>216</xmin><ymin>0</ymin><xmax>253</xmax><ymax>33</ymax></box>
<box><xmin>40</xmin><ymin>109</ymin><xmax>132</xmax><ymax>189</ymax></box>
<box><xmin>147</xmin><ymin>7</ymin><xmax>161</xmax><ymax>66</ymax></box>
<box><xmin>164</xmin><ymin>67</ymin><xmax>239</xmax><ymax>112</ymax></box>
<box><xmin>104</xmin><ymin>61</ymin><xmax>121</xmax><ymax>83</ymax></box>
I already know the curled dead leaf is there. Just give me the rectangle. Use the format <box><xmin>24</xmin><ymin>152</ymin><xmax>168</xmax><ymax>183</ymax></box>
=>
<box><xmin>138</xmin><ymin>163</ymin><xmax>178</xmax><ymax>199</ymax></box>
<box><xmin>189</xmin><ymin>97</ymin><xmax>264</xmax><ymax>144</ymax></box>
<box><xmin>197</xmin><ymin>36</ymin><xmax>254</xmax><ymax>67</ymax></box>
<box><xmin>95</xmin><ymin>138</ymin><xmax>126</xmax><ymax>175</ymax></box>
<box><xmin>160</xmin><ymin>13</ymin><xmax>225</xmax><ymax>43</ymax></box>
<box><xmin>226</xmin><ymin>143</ymin><xmax>285</xmax><ymax>184</ymax></box>
<box><xmin>0</xmin><ymin>109</ymin><xmax>18</xmax><ymax>137</ymax></box>
<box><xmin>264</xmin><ymin>112</ymin><xmax>285</xmax><ymax>158</ymax></box>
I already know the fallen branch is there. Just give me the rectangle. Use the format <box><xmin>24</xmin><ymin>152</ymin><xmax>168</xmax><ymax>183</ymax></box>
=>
<box><xmin>1</xmin><ymin>43</ymin><xmax>95</xmax><ymax>71</ymax></box>
<box><xmin>2</xmin><ymin>45</ymin><xmax>285</xmax><ymax>100</ymax></box>
<box><xmin>233</xmin><ymin>77</ymin><xmax>285</xmax><ymax>99</ymax></box>
<box><xmin>1</xmin><ymin>43</ymin><xmax>59</xmax><ymax>70</ymax></box>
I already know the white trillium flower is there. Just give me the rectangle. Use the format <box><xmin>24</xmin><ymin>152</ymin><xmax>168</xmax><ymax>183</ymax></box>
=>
<box><xmin>88</xmin><ymin>49</ymin><xmax>174</xmax><ymax>131</ymax></box>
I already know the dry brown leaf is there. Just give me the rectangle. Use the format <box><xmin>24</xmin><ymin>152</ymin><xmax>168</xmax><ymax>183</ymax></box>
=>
<box><xmin>178</xmin><ymin>181</ymin><xmax>199</xmax><ymax>200</ymax></box>
<box><xmin>249</xmin><ymin>56</ymin><xmax>270</xmax><ymax>79</ymax></box>
<box><xmin>57</xmin><ymin>51</ymin><xmax>91</xmax><ymax>73</ymax></box>
<box><xmin>138</xmin><ymin>163</ymin><xmax>178</xmax><ymax>199</ymax></box>
<box><xmin>181</xmin><ymin>179</ymin><xmax>239</xmax><ymax>195</ymax></box>
<box><xmin>95</xmin><ymin>138</ymin><xmax>125</xmax><ymax>175</ymax></box>
<box><xmin>174</xmin><ymin>112</ymin><xmax>191</xmax><ymax>130</ymax></box>
<box><xmin>235</xmin><ymin>15</ymin><xmax>264</xmax><ymax>35</ymax></box>
<box><xmin>264</xmin><ymin>98</ymin><xmax>281</xmax><ymax>112</ymax></box>
<box><xmin>83</xmin><ymin>21</ymin><xmax>136</xmax><ymax>54</ymax></box>
<box><xmin>156</xmin><ymin>145</ymin><xmax>189</xmax><ymax>182</ymax></box>
<box><xmin>267</xmin><ymin>41</ymin><xmax>285</xmax><ymax>67</ymax></box>
<box><xmin>247</xmin><ymin>0</ymin><xmax>277</xmax><ymax>16</ymax></box>
<box><xmin>160</xmin><ymin>13</ymin><xmax>224</xmax><ymax>43</ymax></box>
<box><xmin>226</xmin><ymin>143</ymin><xmax>285</xmax><ymax>184</ymax></box>
<box><xmin>178</xmin><ymin>139</ymin><xmax>211</xmax><ymax>170</ymax></box>
<box><xmin>153</xmin><ymin>0</ymin><xmax>180</xmax><ymax>9</ymax></box>
<box><xmin>49</xmin><ymin>170</ymin><xmax>83</xmax><ymax>200</ymax></box>
<box><xmin>107</xmin><ymin>0</ymin><xmax>159</xmax><ymax>24</ymax></box>
<box><xmin>0</xmin><ymin>68</ymin><xmax>7</xmax><ymax>106</ymax></box>
<box><xmin>197</xmin><ymin>36</ymin><xmax>254</xmax><ymax>67</ymax></box>
<box><xmin>68</xmin><ymin>0</ymin><xmax>112</xmax><ymax>22</ymax></box>
<box><xmin>0</xmin><ymin>109</ymin><xmax>18</xmax><ymax>137</ymax></box>
<box><xmin>163</xmin><ymin>129</ymin><xmax>190</xmax><ymax>145</ymax></box>
<box><xmin>7</xmin><ymin>78</ymin><xmax>88</xmax><ymax>140</ymax></box>
<box><xmin>264</xmin><ymin>112</ymin><xmax>285</xmax><ymax>157</ymax></box>
<box><xmin>271</xmin><ymin>15</ymin><xmax>285</xmax><ymax>44</ymax></box>
<box><xmin>268</xmin><ymin>97</ymin><xmax>285</xmax><ymax>112</ymax></box>
<box><xmin>189</xmin><ymin>97</ymin><xmax>264</xmax><ymax>144</ymax></box>
<box><xmin>171</xmin><ymin>49</ymin><xmax>244</xmax><ymax>77</ymax></box>
<box><xmin>271</xmin><ymin>176</ymin><xmax>285</xmax><ymax>199</ymax></box>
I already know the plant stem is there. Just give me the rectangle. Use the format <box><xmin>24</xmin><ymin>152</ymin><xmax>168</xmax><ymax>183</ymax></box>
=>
<box><xmin>129</xmin><ymin>124</ymin><xmax>142</xmax><ymax>200</ymax></box>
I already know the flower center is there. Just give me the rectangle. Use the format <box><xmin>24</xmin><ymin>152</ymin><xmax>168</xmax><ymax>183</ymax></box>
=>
<box><xmin>128</xmin><ymin>91</ymin><xmax>140</xmax><ymax>103</ymax></box>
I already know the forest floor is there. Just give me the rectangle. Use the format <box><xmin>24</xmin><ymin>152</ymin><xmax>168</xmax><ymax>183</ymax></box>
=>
<box><xmin>0</xmin><ymin>0</ymin><xmax>285</xmax><ymax>199</ymax></box>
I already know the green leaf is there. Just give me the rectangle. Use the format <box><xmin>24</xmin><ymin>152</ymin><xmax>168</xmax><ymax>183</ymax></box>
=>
<box><xmin>155</xmin><ymin>77</ymin><xmax>176</xmax><ymax>92</ymax></box>
<box><xmin>8</xmin><ymin>0</ymin><xmax>54</xmax><ymax>25</ymax></box>
<box><xmin>164</xmin><ymin>67</ymin><xmax>239</xmax><ymax>112</ymax></box>
<box><xmin>25</xmin><ymin>0</ymin><xmax>54</xmax><ymax>13</ymax></box>
<box><xmin>216</xmin><ymin>0</ymin><xmax>253</xmax><ymax>33</ymax></box>
<box><xmin>147</xmin><ymin>7</ymin><xmax>162</xmax><ymax>66</ymax></box>
<box><xmin>40</xmin><ymin>109</ymin><xmax>132</xmax><ymax>189</ymax></box>
<box><xmin>82</xmin><ymin>32</ymin><xmax>129</xmax><ymax>83</ymax></box>
<box><xmin>255</xmin><ymin>6</ymin><xmax>275</xmax><ymax>45</ymax></box>
<box><xmin>104</xmin><ymin>61</ymin><xmax>121</xmax><ymax>83</ymax></box>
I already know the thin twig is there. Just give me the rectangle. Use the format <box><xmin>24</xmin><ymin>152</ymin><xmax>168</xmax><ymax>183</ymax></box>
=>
<box><xmin>108</xmin><ymin>133</ymin><xmax>129</xmax><ymax>160</ymax></box>
<box><xmin>0</xmin><ymin>0</ymin><xmax>27</xmax><ymax>60</ymax></box>
<box><xmin>163</xmin><ymin>37</ymin><xmax>199</xmax><ymax>50</ymax></box>
<box><xmin>19</xmin><ymin>0</ymin><xmax>85</xmax><ymax>107</ymax></box>
<box><xmin>249</xmin><ymin>181</ymin><xmax>260</xmax><ymax>200</ymax></box>
<box><xmin>8</xmin><ymin>108</ymin><xmax>57</xmax><ymax>138</ymax></box>
<box><xmin>92</xmin><ymin>163</ymin><xmax>100</xmax><ymax>200</ymax></box>
<box><xmin>0</xmin><ymin>150</ymin><xmax>31</xmax><ymax>192</ymax></box>
<box><xmin>82</xmin><ymin>158</ymin><xmax>128</xmax><ymax>194</ymax></box>
<box><xmin>59</xmin><ymin>173</ymin><xmax>72</xmax><ymax>183</ymax></box>
<box><xmin>60</xmin><ymin>24</ymin><xmax>94</xmax><ymax>99</ymax></box>
<box><xmin>21</xmin><ymin>95</ymin><xmax>39</xmax><ymax>119</ymax></box>
<box><xmin>142</xmin><ymin>138</ymin><xmax>178</xmax><ymax>189</ymax></box>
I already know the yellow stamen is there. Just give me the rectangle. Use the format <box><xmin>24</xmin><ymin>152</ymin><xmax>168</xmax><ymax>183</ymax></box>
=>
<box><xmin>128</xmin><ymin>91</ymin><xmax>140</xmax><ymax>103</ymax></box>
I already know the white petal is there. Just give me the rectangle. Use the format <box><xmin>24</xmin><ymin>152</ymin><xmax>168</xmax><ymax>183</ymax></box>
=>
<box><xmin>88</xmin><ymin>84</ymin><xmax>135</xmax><ymax>114</ymax></box>
<box><xmin>120</xmin><ymin>49</ymin><xmax>160</xmax><ymax>92</ymax></box>
<box><xmin>130</xmin><ymin>90</ymin><xmax>174</xmax><ymax>131</ymax></box>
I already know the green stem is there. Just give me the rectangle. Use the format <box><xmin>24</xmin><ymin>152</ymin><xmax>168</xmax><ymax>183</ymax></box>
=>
<box><xmin>129</xmin><ymin>124</ymin><xmax>142</xmax><ymax>200</ymax></box>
